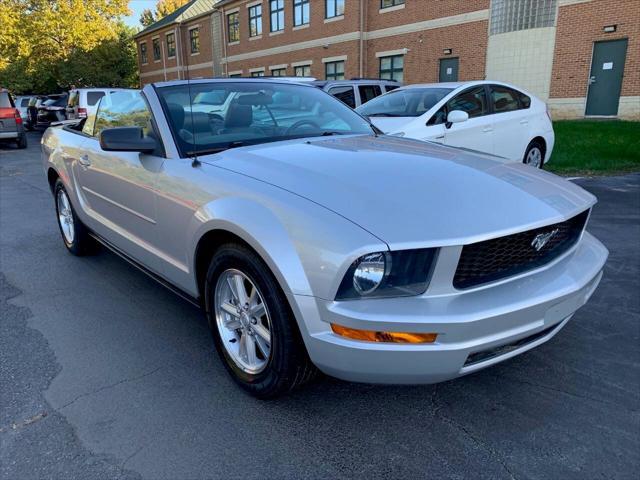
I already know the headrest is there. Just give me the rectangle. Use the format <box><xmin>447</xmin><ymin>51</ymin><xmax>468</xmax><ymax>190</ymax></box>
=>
<box><xmin>225</xmin><ymin>102</ymin><xmax>253</xmax><ymax>128</ymax></box>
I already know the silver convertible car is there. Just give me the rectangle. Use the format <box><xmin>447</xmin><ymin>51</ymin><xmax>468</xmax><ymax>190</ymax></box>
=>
<box><xmin>42</xmin><ymin>79</ymin><xmax>608</xmax><ymax>398</ymax></box>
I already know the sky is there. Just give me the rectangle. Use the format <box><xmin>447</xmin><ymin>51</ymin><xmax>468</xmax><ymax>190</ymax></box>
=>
<box><xmin>123</xmin><ymin>0</ymin><xmax>159</xmax><ymax>28</ymax></box>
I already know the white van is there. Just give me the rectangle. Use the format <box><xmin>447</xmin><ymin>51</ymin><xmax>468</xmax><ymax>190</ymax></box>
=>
<box><xmin>66</xmin><ymin>88</ymin><xmax>130</xmax><ymax>120</ymax></box>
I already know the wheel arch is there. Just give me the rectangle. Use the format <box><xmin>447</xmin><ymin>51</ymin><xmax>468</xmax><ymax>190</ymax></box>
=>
<box><xmin>189</xmin><ymin>198</ymin><xmax>314</xmax><ymax>306</ymax></box>
<box><xmin>47</xmin><ymin>167</ymin><xmax>60</xmax><ymax>193</ymax></box>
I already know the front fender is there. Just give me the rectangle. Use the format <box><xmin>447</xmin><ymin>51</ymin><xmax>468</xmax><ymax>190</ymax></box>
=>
<box><xmin>185</xmin><ymin>185</ymin><xmax>387</xmax><ymax>303</ymax></box>
<box><xmin>188</xmin><ymin>196</ymin><xmax>313</xmax><ymax>297</ymax></box>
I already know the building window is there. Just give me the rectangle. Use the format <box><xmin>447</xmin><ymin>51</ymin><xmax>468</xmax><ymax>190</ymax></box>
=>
<box><xmin>490</xmin><ymin>0</ymin><xmax>557</xmax><ymax>35</ymax></box>
<box><xmin>325</xmin><ymin>0</ymin><xmax>344</xmax><ymax>18</ymax></box>
<box><xmin>189</xmin><ymin>28</ymin><xmax>200</xmax><ymax>53</ymax></box>
<box><xmin>152</xmin><ymin>38</ymin><xmax>161</xmax><ymax>61</ymax></box>
<box><xmin>381</xmin><ymin>0</ymin><xmax>404</xmax><ymax>8</ymax></box>
<box><xmin>248</xmin><ymin>5</ymin><xmax>262</xmax><ymax>37</ymax></box>
<box><xmin>251</xmin><ymin>70</ymin><xmax>265</xmax><ymax>77</ymax></box>
<box><xmin>379</xmin><ymin>55</ymin><xmax>403</xmax><ymax>82</ymax></box>
<box><xmin>271</xmin><ymin>68</ymin><xmax>287</xmax><ymax>76</ymax></box>
<box><xmin>227</xmin><ymin>12</ymin><xmax>239</xmax><ymax>42</ymax></box>
<box><xmin>166</xmin><ymin>33</ymin><xmax>176</xmax><ymax>58</ymax></box>
<box><xmin>270</xmin><ymin>0</ymin><xmax>284</xmax><ymax>32</ymax></box>
<box><xmin>229</xmin><ymin>73</ymin><xmax>242</xmax><ymax>78</ymax></box>
<box><xmin>325</xmin><ymin>60</ymin><xmax>345</xmax><ymax>80</ymax></box>
<box><xmin>294</xmin><ymin>0</ymin><xmax>309</xmax><ymax>26</ymax></box>
<box><xmin>140</xmin><ymin>42</ymin><xmax>147</xmax><ymax>64</ymax></box>
<box><xmin>294</xmin><ymin>64</ymin><xmax>311</xmax><ymax>77</ymax></box>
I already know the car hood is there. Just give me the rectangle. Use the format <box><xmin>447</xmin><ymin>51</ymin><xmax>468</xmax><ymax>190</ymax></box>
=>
<box><xmin>204</xmin><ymin>135</ymin><xmax>595</xmax><ymax>249</ymax></box>
<box><xmin>367</xmin><ymin>116</ymin><xmax>414</xmax><ymax>133</ymax></box>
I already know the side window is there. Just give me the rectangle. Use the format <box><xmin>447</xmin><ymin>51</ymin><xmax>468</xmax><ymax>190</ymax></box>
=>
<box><xmin>446</xmin><ymin>86</ymin><xmax>488</xmax><ymax>118</ymax></box>
<box><xmin>358</xmin><ymin>85</ymin><xmax>382</xmax><ymax>104</ymax></box>
<box><xmin>490</xmin><ymin>85</ymin><xmax>519</xmax><ymax>113</ymax></box>
<box><xmin>519</xmin><ymin>92</ymin><xmax>531</xmax><ymax>109</ymax></box>
<box><xmin>427</xmin><ymin>106</ymin><xmax>447</xmax><ymax>126</ymax></box>
<box><xmin>82</xmin><ymin>98</ymin><xmax>99</xmax><ymax>136</ymax></box>
<box><xmin>87</xmin><ymin>91</ymin><xmax>105</xmax><ymax>106</ymax></box>
<box><xmin>93</xmin><ymin>91</ymin><xmax>152</xmax><ymax>138</ymax></box>
<box><xmin>20</xmin><ymin>98</ymin><xmax>30</xmax><ymax>107</ymax></box>
<box><xmin>385</xmin><ymin>85</ymin><xmax>399</xmax><ymax>92</ymax></box>
<box><xmin>328</xmin><ymin>86</ymin><xmax>356</xmax><ymax>108</ymax></box>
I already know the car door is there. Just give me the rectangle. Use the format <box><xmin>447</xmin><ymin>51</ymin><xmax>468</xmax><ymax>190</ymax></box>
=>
<box><xmin>75</xmin><ymin>91</ymin><xmax>165</xmax><ymax>271</ymax></box>
<box><xmin>487</xmin><ymin>85</ymin><xmax>531</xmax><ymax>161</ymax></box>
<box><xmin>442</xmin><ymin>85</ymin><xmax>493</xmax><ymax>155</ymax></box>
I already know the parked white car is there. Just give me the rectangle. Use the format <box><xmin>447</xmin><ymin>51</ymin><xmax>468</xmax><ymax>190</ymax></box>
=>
<box><xmin>14</xmin><ymin>95</ymin><xmax>33</xmax><ymax>121</ymax></box>
<box><xmin>66</xmin><ymin>88</ymin><xmax>131</xmax><ymax>120</ymax></box>
<box><xmin>357</xmin><ymin>81</ymin><xmax>554</xmax><ymax>168</ymax></box>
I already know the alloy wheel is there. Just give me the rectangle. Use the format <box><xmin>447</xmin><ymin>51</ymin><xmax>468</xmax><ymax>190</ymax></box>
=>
<box><xmin>525</xmin><ymin>147</ymin><xmax>543</xmax><ymax>168</ymax></box>
<box><xmin>214</xmin><ymin>269</ymin><xmax>272</xmax><ymax>374</ymax></box>
<box><xmin>57</xmin><ymin>189</ymin><xmax>75</xmax><ymax>244</ymax></box>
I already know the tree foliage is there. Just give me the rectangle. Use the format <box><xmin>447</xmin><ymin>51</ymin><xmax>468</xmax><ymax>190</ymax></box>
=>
<box><xmin>0</xmin><ymin>0</ymin><xmax>139</xmax><ymax>94</ymax></box>
<box><xmin>140</xmin><ymin>0</ymin><xmax>190</xmax><ymax>27</ymax></box>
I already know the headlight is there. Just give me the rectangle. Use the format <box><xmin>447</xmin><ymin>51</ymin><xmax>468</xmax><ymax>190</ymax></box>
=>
<box><xmin>352</xmin><ymin>252</ymin><xmax>390</xmax><ymax>295</ymax></box>
<box><xmin>336</xmin><ymin>248</ymin><xmax>437</xmax><ymax>300</ymax></box>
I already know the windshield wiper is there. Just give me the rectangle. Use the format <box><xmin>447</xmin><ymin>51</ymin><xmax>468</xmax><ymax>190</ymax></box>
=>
<box><xmin>366</xmin><ymin>113</ymin><xmax>404</xmax><ymax>117</ymax></box>
<box><xmin>187</xmin><ymin>140</ymin><xmax>249</xmax><ymax>156</ymax></box>
<box><xmin>319</xmin><ymin>131</ymin><xmax>347</xmax><ymax>136</ymax></box>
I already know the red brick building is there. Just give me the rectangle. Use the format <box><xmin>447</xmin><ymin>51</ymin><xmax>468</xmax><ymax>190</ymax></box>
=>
<box><xmin>135</xmin><ymin>0</ymin><xmax>639</xmax><ymax>119</ymax></box>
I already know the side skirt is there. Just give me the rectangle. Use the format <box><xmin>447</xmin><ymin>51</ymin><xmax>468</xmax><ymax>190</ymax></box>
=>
<box><xmin>89</xmin><ymin>232</ymin><xmax>202</xmax><ymax>309</ymax></box>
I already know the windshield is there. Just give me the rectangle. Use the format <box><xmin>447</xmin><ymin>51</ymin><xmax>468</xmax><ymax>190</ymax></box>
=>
<box><xmin>43</xmin><ymin>96</ymin><xmax>67</xmax><ymax>107</ymax></box>
<box><xmin>157</xmin><ymin>82</ymin><xmax>374</xmax><ymax>156</ymax></box>
<box><xmin>357</xmin><ymin>88</ymin><xmax>453</xmax><ymax>117</ymax></box>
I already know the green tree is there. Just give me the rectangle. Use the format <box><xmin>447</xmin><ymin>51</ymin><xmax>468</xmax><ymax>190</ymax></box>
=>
<box><xmin>0</xmin><ymin>0</ymin><xmax>138</xmax><ymax>93</ymax></box>
<box><xmin>139</xmin><ymin>0</ymin><xmax>190</xmax><ymax>27</ymax></box>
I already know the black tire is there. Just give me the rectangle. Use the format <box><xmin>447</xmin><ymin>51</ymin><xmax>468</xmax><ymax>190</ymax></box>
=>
<box><xmin>16</xmin><ymin>133</ymin><xmax>27</xmax><ymax>149</ymax></box>
<box><xmin>523</xmin><ymin>139</ymin><xmax>545</xmax><ymax>169</ymax></box>
<box><xmin>53</xmin><ymin>179</ymin><xmax>98</xmax><ymax>256</ymax></box>
<box><xmin>205</xmin><ymin>243</ymin><xmax>317</xmax><ymax>398</ymax></box>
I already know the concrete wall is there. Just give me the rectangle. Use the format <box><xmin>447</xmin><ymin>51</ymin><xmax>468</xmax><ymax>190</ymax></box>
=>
<box><xmin>486</xmin><ymin>27</ymin><xmax>557</xmax><ymax>101</ymax></box>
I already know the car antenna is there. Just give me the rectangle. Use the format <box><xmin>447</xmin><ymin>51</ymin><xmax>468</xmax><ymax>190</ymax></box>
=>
<box><xmin>183</xmin><ymin>24</ymin><xmax>200</xmax><ymax>168</ymax></box>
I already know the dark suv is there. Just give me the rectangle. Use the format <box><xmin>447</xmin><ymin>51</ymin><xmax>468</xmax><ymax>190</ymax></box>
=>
<box><xmin>0</xmin><ymin>90</ymin><xmax>27</xmax><ymax>149</ymax></box>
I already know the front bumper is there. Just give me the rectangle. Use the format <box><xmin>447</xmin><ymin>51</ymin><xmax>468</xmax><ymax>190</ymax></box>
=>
<box><xmin>297</xmin><ymin>232</ymin><xmax>607</xmax><ymax>384</ymax></box>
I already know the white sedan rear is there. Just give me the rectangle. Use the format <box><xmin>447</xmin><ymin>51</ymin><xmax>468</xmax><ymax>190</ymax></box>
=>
<box><xmin>356</xmin><ymin>81</ymin><xmax>555</xmax><ymax>168</ymax></box>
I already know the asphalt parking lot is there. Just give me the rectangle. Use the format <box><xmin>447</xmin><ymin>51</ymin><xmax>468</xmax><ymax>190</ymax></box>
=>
<box><xmin>1</xmin><ymin>131</ymin><xmax>638</xmax><ymax>480</ymax></box>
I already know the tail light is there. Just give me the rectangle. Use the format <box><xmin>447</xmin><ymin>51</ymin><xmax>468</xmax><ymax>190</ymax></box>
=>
<box><xmin>0</xmin><ymin>107</ymin><xmax>15</xmax><ymax>119</ymax></box>
<box><xmin>0</xmin><ymin>108</ymin><xmax>21</xmax><ymax>123</ymax></box>
<box><xmin>77</xmin><ymin>107</ymin><xmax>88</xmax><ymax>118</ymax></box>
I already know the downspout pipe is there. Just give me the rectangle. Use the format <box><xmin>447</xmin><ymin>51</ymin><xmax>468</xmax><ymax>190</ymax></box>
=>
<box><xmin>359</xmin><ymin>0</ymin><xmax>364</xmax><ymax>78</ymax></box>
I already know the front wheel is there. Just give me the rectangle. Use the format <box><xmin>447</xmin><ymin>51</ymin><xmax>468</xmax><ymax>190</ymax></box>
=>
<box><xmin>205</xmin><ymin>243</ymin><xmax>317</xmax><ymax>398</ymax></box>
<box><xmin>523</xmin><ymin>140</ymin><xmax>545</xmax><ymax>169</ymax></box>
<box><xmin>54</xmin><ymin>179</ymin><xmax>98</xmax><ymax>255</ymax></box>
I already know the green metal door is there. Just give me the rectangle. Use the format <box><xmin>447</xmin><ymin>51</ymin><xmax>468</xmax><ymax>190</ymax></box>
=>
<box><xmin>585</xmin><ymin>39</ymin><xmax>628</xmax><ymax>116</ymax></box>
<box><xmin>439</xmin><ymin>58</ymin><xmax>459</xmax><ymax>82</ymax></box>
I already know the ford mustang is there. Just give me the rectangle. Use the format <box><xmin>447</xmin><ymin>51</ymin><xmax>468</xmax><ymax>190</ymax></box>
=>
<box><xmin>42</xmin><ymin>79</ymin><xmax>608</xmax><ymax>398</ymax></box>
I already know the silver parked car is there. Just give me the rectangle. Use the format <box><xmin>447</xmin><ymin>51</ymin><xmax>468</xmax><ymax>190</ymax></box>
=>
<box><xmin>42</xmin><ymin>80</ymin><xmax>608</xmax><ymax>398</ymax></box>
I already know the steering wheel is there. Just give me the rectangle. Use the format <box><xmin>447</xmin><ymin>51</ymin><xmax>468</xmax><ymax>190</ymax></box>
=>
<box><xmin>284</xmin><ymin>120</ymin><xmax>321</xmax><ymax>136</ymax></box>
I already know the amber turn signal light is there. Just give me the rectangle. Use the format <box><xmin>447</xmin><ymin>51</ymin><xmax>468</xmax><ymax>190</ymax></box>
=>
<box><xmin>331</xmin><ymin>324</ymin><xmax>437</xmax><ymax>344</ymax></box>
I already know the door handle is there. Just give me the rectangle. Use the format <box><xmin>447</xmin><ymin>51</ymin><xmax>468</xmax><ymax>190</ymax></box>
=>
<box><xmin>519</xmin><ymin>119</ymin><xmax>529</xmax><ymax>125</ymax></box>
<box><xmin>482</xmin><ymin>127</ymin><xmax>493</xmax><ymax>133</ymax></box>
<box><xmin>78</xmin><ymin>154</ymin><xmax>91</xmax><ymax>167</ymax></box>
<box><xmin>589</xmin><ymin>76</ymin><xmax>596</xmax><ymax>85</ymax></box>
<box><xmin>434</xmin><ymin>135</ymin><xmax>445</xmax><ymax>140</ymax></box>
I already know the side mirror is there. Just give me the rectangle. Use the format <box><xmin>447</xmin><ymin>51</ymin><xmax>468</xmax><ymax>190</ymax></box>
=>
<box><xmin>445</xmin><ymin>110</ymin><xmax>469</xmax><ymax>129</ymax></box>
<box><xmin>99</xmin><ymin>127</ymin><xmax>157</xmax><ymax>153</ymax></box>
